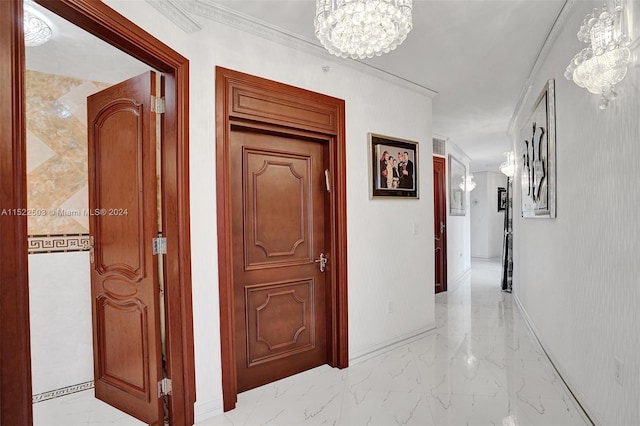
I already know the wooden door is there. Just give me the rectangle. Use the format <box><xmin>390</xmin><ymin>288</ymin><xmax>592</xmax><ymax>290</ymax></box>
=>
<box><xmin>88</xmin><ymin>71</ymin><xmax>163</xmax><ymax>424</ymax></box>
<box><xmin>231</xmin><ymin>127</ymin><xmax>328</xmax><ymax>392</ymax></box>
<box><xmin>433</xmin><ymin>157</ymin><xmax>447</xmax><ymax>293</ymax></box>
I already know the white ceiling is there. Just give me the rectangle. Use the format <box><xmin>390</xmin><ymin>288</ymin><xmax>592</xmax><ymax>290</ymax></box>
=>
<box><xmin>202</xmin><ymin>0</ymin><xmax>568</xmax><ymax>171</ymax></box>
<box><xmin>25</xmin><ymin>2</ymin><xmax>150</xmax><ymax>84</ymax></box>
<box><xmin>26</xmin><ymin>0</ymin><xmax>569</xmax><ymax>171</ymax></box>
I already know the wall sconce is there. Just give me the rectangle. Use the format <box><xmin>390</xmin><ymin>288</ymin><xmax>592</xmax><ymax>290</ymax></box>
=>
<box><xmin>24</xmin><ymin>10</ymin><xmax>52</xmax><ymax>47</ymax></box>
<box><xmin>460</xmin><ymin>175</ymin><xmax>476</xmax><ymax>192</ymax></box>
<box><xmin>564</xmin><ymin>0</ymin><xmax>632</xmax><ymax>109</ymax></box>
<box><xmin>499</xmin><ymin>151</ymin><xmax>515</xmax><ymax>178</ymax></box>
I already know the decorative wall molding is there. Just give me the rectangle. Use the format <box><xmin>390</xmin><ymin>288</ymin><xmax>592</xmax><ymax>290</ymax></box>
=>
<box><xmin>147</xmin><ymin>0</ymin><xmax>438</xmax><ymax>98</ymax></box>
<box><xmin>32</xmin><ymin>381</ymin><xmax>94</xmax><ymax>403</ymax></box>
<box><xmin>507</xmin><ymin>0</ymin><xmax>576</xmax><ymax>137</ymax></box>
<box><xmin>145</xmin><ymin>0</ymin><xmax>202</xmax><ymax>33</ymax></box>
<box><xmin>28</xmin><ymin>233</ymin><xmax>91</xmax><ymax>254</ymax></box>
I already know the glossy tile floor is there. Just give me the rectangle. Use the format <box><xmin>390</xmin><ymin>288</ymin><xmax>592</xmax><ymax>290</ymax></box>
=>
<box><xmin>33</xmin><ymin>259</ymin><xmax>590</xmax><ymax>425</ymax></box>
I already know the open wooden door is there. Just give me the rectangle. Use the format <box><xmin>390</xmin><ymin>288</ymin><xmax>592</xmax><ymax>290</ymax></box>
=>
<box><xmin>88</xmin><ymin>71</ymin><xmax>164</xmax><ymax>424</ymax></box>
<box><xmin>433</xmin><ymin>156</ymin><xmax>447</xmax><ymax>293</ymax></box>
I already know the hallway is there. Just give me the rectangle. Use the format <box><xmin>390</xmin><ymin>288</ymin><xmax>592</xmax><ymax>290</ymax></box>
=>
<box><xmin>32</xmin><ymin>259</ymin><xmax>589</xmax><ymax>425</ymax></box>
<box><xmin>201</xmin><ymin>258</ymin><xmax>589</xmax><ymax>425</ymax></box>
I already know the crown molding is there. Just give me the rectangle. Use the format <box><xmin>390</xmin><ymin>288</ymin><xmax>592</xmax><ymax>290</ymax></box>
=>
<box><xmin>149</xmin><ymin>0</ymin><xmax>438</xmax><ymax>98</ymax></box>
<box><xmin>507</xmin><ymin>0</ymin><xmax>576</xmax><ymax>137</ymax></box>
<box><xmin>145</xmin><ymin>0</ymin><xmax>202</xmax><ymax>33</ymax></box>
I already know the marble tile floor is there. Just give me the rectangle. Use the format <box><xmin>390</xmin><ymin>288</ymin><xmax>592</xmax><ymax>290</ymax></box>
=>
<box><xmin>32</xmin><ymin>258</ymin><xmax>590</xmax><ymax>425</ymax></box>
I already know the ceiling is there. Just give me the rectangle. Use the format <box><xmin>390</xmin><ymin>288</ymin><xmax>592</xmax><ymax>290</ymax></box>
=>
<box><xmin>26</xmin><ymin>0</ymin><xmax>569</xmax><ymax>171</ymax></box>
<box><xmin>196</xmin><ymin>0</ymin><xmax>568</xmax><ymax>171</ymax></box>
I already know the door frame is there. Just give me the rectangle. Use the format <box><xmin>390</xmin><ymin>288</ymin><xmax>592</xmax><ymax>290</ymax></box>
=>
<box><xmin>215</xmin><ymin>67</ymin><xmax>349</xmax><ymax>411</ymax></box>
<box><xmin>0</xmin><ymin>1</ymin><xmax>195</xmax><ymax>424</ymax></box>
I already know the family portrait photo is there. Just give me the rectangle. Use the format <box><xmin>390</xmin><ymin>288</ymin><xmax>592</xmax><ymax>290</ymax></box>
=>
<box><xmin>369</xmin><ymin>133</ymin><xmax>419</xmax><ymax>198</ymax></box>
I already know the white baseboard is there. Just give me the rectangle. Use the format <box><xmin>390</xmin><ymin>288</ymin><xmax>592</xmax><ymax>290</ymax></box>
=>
<box><xmin>448</xmin><ymin>266</ymin><xmax>471</xmax><ymax>293</ymax></box>
<box><xmin>194</xmin><ymin>397</ymin><xmax>223</xmax><ymax>423</ymax></box>
<box><xmin>512</xmin><ymin>292</ymin><xmax>597</xmax><ymax>426</ymax></box>
<box><xmin>349</xmin><ymin>324</ymin><xmax>436</xmax><ymax>364</ymax></box>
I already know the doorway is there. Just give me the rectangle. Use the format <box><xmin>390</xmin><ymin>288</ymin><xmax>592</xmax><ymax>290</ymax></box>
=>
<box><xmin>215</xmin><ymin>67</ymin><xmax>349</xmax><ymax>411</ymax></box>
<box><xmin>1</xmin><ymin>1</ymin><xmax>195</xmax><ymax>424</ymax></box>
<box><xmin>433</xmin><ymin>156</ymin><xmax>447</xmax><ymax>293</ymax></box>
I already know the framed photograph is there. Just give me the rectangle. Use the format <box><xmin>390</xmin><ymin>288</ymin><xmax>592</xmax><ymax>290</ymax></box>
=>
<box><xmin>498</xmin><ymin>187</ymin><xmax>507</xmax><ymax>211</ymax></box>
<box><xmin>520</xmin><ymin>79</ymin><xmax>556</xmax><ymax>218</ymax></box>
<box><xmin>369</xmin><ymin>133</ymin><xmax>418</xmax><ymax>198</ymax></box>
<box><xmin>449</xmin><ymin>155</ymin><xmax>466</xmax><ymax>216</ymax></box>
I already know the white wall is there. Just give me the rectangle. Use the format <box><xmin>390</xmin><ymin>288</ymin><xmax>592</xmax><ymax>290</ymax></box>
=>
<box><xmin>445</xmin><ymin>142</ymin><xmax>472</xmax><ymax>290</ymax></box>
<box><xmin>511</xmin><ymin>1</ymin><xmax>640</xmax><ymax>424</ymax></box>
<box><xmin>471</xmin><ymin>171</ymin><xmax>506</xmax><ymax>259</ymax></box>
<box><xmin>104</xmin><ymin>1</ymin><xmax>436</xmax><ymax>420</ymax></box>
<box><xmin>29</xmin><ymin>252</ymin><xmax>93</xmax><ymax>395</ymax></box>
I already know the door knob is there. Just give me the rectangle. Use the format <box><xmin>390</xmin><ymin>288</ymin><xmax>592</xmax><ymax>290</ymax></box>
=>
<box><xmin>314</xmin><ymin>253</ymin><xmax>328</xmax><ymax>272</ymax></box>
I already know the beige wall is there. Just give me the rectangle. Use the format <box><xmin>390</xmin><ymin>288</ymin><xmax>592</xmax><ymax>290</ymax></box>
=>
<box><xmin>26</xmin><ymin>70</ymin><xmax>108</xmax><ymax>235</ymax></box>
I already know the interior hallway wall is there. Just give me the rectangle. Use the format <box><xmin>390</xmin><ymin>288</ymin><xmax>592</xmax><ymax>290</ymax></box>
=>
<box><xmin>511</xmin><ymin>1</ymin><xmax>640</xmax><ymax>424</ymax></box>
<box><xmin>470</xmin><ymin>171</ymin><xmax>507</xmax><ymax>259</ymax></box>
<box><xmin>105</xmin><ymin>1</ymin><xmax>437</xmax><ymax>420</ymax></box>
<box><xmin>445</xmin><ymin>142</ymin><xmax>472</xmax><ymax>292</ymax></box>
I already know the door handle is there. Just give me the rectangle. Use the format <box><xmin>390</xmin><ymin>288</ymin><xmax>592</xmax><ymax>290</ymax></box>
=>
<box><xmin>440</xmin><ymin>222</ymin><xmax>445</xmax><ymax>233</ymax></box>
<box><xmin>314</xmin><ymin>253</ymin><xmax>328</xmax><ymax>272</ymax></box>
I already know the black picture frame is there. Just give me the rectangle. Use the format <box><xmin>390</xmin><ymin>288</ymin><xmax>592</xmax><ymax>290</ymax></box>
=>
<box><xmin>498</xmin><ymin>187</ymin><xmax>507</xmax><ymax>211</ymax></box>
<box><xmin>369</xmin><ymin>133</ymin><xmax>419</xmax><ymax>199</ymax></box>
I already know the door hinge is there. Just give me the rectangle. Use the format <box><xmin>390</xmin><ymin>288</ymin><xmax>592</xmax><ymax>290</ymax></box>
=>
<box><xmin>151</xmin><ymin>96</ymin><xmax>165</xmax><ymax>114</ymax></box>
<box><xmin>158</xmin><ymin>378</ymin><xmax>172</xmax><ymax>398</ymax></box>
<box><xmin>153</xmin><ymin>237</ymin><xmax>167</xmax><ymax>255</ymax></box>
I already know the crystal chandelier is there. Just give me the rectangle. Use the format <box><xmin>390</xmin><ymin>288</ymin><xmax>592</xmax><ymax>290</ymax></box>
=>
<box><xmin>24</xmin><ymin>10</ymin><xmax>52</xmax><ymax>47</ymax></box>
<box><xmin>459</xmin><ymin>175</ymin><xmax>476</xmax><ymax>192</ymax></box>
<box><xmin>314</xmin><ymin>0</ymin><xmax>413</xmax><ymax>59</ymax></box>
<box><xmin>499</xmin><ymin>151</ymin><xmax>515</xmax><ymax>178</ymax></box>
<box><xmin>564</xmin><ymin>0</ymin><xmax>631</xmax><ymax>109</ymax></box>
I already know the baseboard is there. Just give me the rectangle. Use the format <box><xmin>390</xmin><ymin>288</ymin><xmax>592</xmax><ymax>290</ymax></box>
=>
<box><xmin>194</xmin><ymin>397</ymin><xmax>223</xmax><ymax>423</ymax></box>
<box><xmin>349</xmin><ymin>324</ymin><xmax>436</xmax><ymax>364</ymax></box>
<box><xmin>32</xmin><ymin>381</ymin><xmax>94</xmax><ymax>403</ymax></box>
<box><xmin>448</xmin><ymin>266</ymin><xmax>471</xmax><ymax>293</ymax></box>
<box><xmin>512</xmin><ymin>292</ymin><xmax>597</xmax><ymax>426</ymax></box>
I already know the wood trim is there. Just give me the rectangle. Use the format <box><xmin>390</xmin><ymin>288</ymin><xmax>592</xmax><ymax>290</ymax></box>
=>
<box><xmin>3</xmin><ymin>1</ymin><xmax>195</xmax><ymax>424</ymax></box>
<box><xmin>0</xmin><ymin>1</ymin><xmax>33</xmax><ymax>424</ymax></box>
<box><xmin>215</xmin><ymin>67</ymin><xmax>348</xmax><ymax>411</ymax></box>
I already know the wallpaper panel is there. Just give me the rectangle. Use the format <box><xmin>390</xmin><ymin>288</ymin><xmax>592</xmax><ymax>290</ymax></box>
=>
<box><xmin>26</xmin><ymin>70</ymin><xmax>109</xmax><ymax>235</ymax></box>
<box><xmin>511</xmin><ymin>2</ymin><xmax>640</xmax><ymax>424</ymax></box>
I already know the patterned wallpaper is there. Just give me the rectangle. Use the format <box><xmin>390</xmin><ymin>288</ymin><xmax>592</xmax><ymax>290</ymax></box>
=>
<box><xmin>26</xmin><ymin>70</ymin><xmax>109</xmax><ymax>236</ymax></box>
<box><xmin>512</xmin><ymin>1</ymin><xmax>640</xmax><ymax>425</ymax></box>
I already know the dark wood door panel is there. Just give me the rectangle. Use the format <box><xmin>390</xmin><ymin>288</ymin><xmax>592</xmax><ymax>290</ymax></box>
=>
<box><xmin>245</xmin><ymin>279</ymin><xmax>315</xmax><ymax>366</ymax></box>
<box><xmin>231</xmin><ymin>127</ymin><xmax>327</xmax><ymax>393</ymax></box>
<box><xmin>433</xmin><ymin>156</ymin><xmax>447</xmax><ymax>294</ymax></box>
<box><xmin>88</xmin><ymin>71</ymin><xmax>163</xmax><ymax>424</ymax></box>
<box><xmin>243</xmin><ymin>148</ymin><xmax>312</xmax><ymax>269</ymax></box>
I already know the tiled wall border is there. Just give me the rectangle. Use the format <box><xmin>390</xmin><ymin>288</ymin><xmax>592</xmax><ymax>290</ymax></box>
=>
<box><xmin>32</xmin><ymin>381</ymin><xmax>94</xmax><ymax>404</ymax></box>
<box><xmin>28</xmin><ymin>233</ymin><xmax>90</xmax><ymax>254</ymax></box>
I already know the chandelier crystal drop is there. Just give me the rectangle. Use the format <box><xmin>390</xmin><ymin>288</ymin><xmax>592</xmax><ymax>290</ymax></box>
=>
<box><xmin>314</xmin><ymin>0</ymin><xmax>413</xmax><ymax>59</ymax></box>
<box><xmin>564</xmin><ymin>0</ymin><xmax>631</xmax><ymax>109</ymax></box>
<box><xmin>24</xmin><ymin>10</ymin><xmax>52</xmax><ymax>47</ymax></box>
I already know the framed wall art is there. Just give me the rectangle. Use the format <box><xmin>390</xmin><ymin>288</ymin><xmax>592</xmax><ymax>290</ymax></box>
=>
<box><xmin>449</xmin><ymin>155</ymin><xmax>466</xmax><ymax>216</ymax></box>
<box><xmin>520</xmin><ymin>79</ymin><xmax>556</xmax><ymax>218</ymax></box>
<box><xmin>498</xmin><ymin>187</ymin><xmax>507</xmax><ymax>212</ymax></box>
<box><xmin>369</xmin><ymin>133</ymin><xmax>419</xmax><ymax>198</ymax></box>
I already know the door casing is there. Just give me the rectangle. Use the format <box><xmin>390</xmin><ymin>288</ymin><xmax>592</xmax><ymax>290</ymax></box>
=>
<box><xmin>0</xmin><ymin>1</ymin><xmax>195</xmax><ymax>424</ymax></box>
<box><xmin>215</xmin><ymin>67</ymin><xmax>349</xmax><ymax>411</ymax></box>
